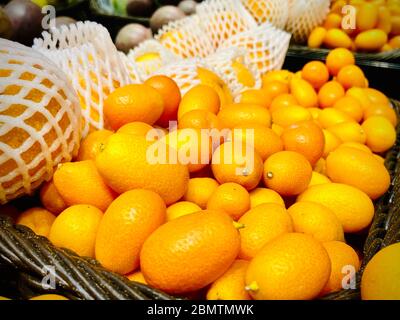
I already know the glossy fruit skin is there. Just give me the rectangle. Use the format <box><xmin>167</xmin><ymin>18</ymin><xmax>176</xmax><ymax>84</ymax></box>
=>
<box><xmin>355</xmin><ymin>29</ymin><xmax>388</xmax><ymax>52</ymax></box>
<box><xmin>327</xmin><ymin>121</ymin><xmax>367</xmax><ymax>144</ymax></box>
<box><xmin>245</xmin><ymin>233</ymin><xmax>331</xmax><ymax>300</ymax></box>
<box><xmin>16</xmin><ymin>207</ymin><xmax>56</xmax><ymax>237</ymax></box>
<box><xmin>308</xmin><ymin>27</ymin><xmax>327</xmax><ymax>48</ymax></box>
<box><xmin>217</xmin><ymin>103</ymin><xmax>272</xmax><ymax>129</ymax></box>
<box><xmin>324</xmin><ymin>28</ymin><xmax>352</xmax><ymax>49</ymax></box>
<box><xmin>183</xmin><ymin>178</ymin><xmax>219</xmax><ymax>209</ymax></box>
<box><xmin>322</xmin><ymin>129</ymin><xmax>342</xmax><ymax>158</ymax></box>
<box><xmin>178</xmin><ymin>109</ymin><xmax>221</xmax><ymax>130</ymax></box>
<box><xmin>117</xmin><ymin>122</ymin><xmax>154</xmax><ymax>136</ymax></box>
<box><xmin>77</xmin><ymin>130</ymin><xmax>114</xmax><ymax>161</ymax></box>
<box><xmin>298</xmin><ymin>183</ymin><xmax>374</xmax><ymax>233</ymax></box>
<box><xmin>309</xmin><ymin>171</ymin><xmax>331</xmax><ymax>187</ymax></box>
<box><xmin>301</xmin><ymin>61</ymin><xmax>330</xmax><ymax>90</ymax></box>
<box><xmin>290</xmin><ymin>78</ymin><xmax>318</xmax><ymax>108</ymax></box>
<box><xmin>249</xmin><ymin>188</ymin><xmax>285</xmax><ymax>208</ymax></box>
<box><xmin>140</xmin><ymin>210</ymin><xmax>240</xmax><ymax>294</ymax></box>
<box><xmin>240</xmin><ymin>89</ymin><xmax>272</xmax><ymax>109</ymax></box>
<box><xmin>178</xmin><ymin>85</ymin><xmax>220</xmax><ymax>119</ymax></box>
<box><xmin>95</xmin><ymin>189</ymin><xmax>166</xmax><ymax>275</ymax></box>
<box><xmin>326</xmin><ymin>146</ymin><xmax>390</xmax><ymax>200</ymax></box>
<box><xmin>362</xmin><ymin>116</ymin><xmax>397</xmax><ymax>153</ymax></box>
<box><xmin>39</xmin><ymin>180</ymin><xmax>67</xmax><ymax>215</ymax></box>
<box><xmin>333</xmin><ymin>96</ymin><xmax>364</xmax><ymax>122</ymax></box>
<box><xmin>363</xmin><ymin>103</ymin><xmax>397</xmax><ymax>127</ymax></box>
<box><xmin>166</xmin><ymin>201</ymin><xmax>202</xmax><ymax>221</ymax></box>
<box><xmin>318</xmin><ymin>81</ymin><xmax>346</xmax><ymax>109</ymax></box>
<box><xmin>337</xmin><ymin>65</ymin><xmax>367</xmax><ymax>90</ymax></box>
<box><xmin>271</xmin><ymin>105</ymin><xmax>312</xmax><ymax>128</ymax></box>
<box><xmin>326</xmin><ymin>48</ymin><xmax>355</xmax><ymax>76</ymax></box>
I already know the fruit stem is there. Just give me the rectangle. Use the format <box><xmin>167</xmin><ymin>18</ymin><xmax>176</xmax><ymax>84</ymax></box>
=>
<box><xmin>233</xmin><ymin>222</ymin><xmax>245</xmax><ymax>230</ymax></box>
<box><xmin>245</xmin><ymin>281</ymin><xmax>259</xmax><ymax>292</ymax></box>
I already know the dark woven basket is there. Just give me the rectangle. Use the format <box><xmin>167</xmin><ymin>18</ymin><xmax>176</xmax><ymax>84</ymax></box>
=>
<box><xmin>0</xmin><ymin>101</ymin><xmax>400</xmax><ymax>300</ymax></box>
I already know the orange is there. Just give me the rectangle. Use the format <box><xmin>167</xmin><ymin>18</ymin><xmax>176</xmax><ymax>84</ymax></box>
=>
<box><xmin>287</xmin><ymin>202</ymin><xmax>344</xmax><ymax>242</ymax></box>
<box><xmin>262</xmin><ymin>70</ymin><xmax>293</xmax><ymax>86</ymax></box>
<box><xmin>262</xmin><ymin>81</ymin><xmax>289</xmax><ymax>100</ymax></box>
<box><xmin>327</xmin><ymin>121</ymin><xmax>367</xmax><ymax>144</ymax></box>
<box><xmin>245</xmin><ymin>233</ymin><xmax>331</xmax><ymax>300</ymax></box>
<box><xmin>95</xmin><ymin>189</ymin><xmax>166</xmax><ymax>275</ymax></box>
<box><xmin>301</xmin><ymin>61</ymin><xmax>330</xmax><ymax>90</ymax></box>
<box><xmin>333</xmin><ymin>96</ymin><xmax>364</xmax><ymax>122</ymax></box>
<box><xmin>116</xmin><ymin>122</ymin><xmax>154</xmax><ymax>137</ymax></box>
<box><xmin>318</xmin><ymin>81</ymin><xmax>346</xmax><ymax>109</ymax></box>
<box><xmin>77</xmin><ymin>129</ymin><xmax>114</xmax><ymax>161</ymax></box>
<box><xmin>16</xmin><ymin>207</ymin><xmax>56</xmax><ymax>237</ymax></box>
<box><xmin>49</xmin><ymin>205</ymin><xmax>103</xmax><ymax>258</ymax></box>
<box><xmin>326</xmin><ymin>48</ymin><xmax>356</xmax><ymax>76</ymax></box>
<box><xmin>53</xmin><ymin>160</ymin><xmax>115</xmax><ymax>211</ymax></box>
<box><xmin>238</xmin><ymin>203</ymin><xmax>293</xmax><ymax>260</ymax></box>
<box><xmin>95</xmin><ymin>133</ymin><xmax>189</xmax><ymax>205</ymax></box>
<box><xmin>178</xmin><ymin>109</ymin><xmax>221</xmax><ymax>130</ymax></box>
<box><xmin>140</xmin><ymin>210</ymin><xmax>240</xmax><ymax>294</ymax></box>
<box><xmin>281</xmin><ymin>120</ymin><xmax>325</xmax><ymax>166</ymax></box>
<box><xmin>290</xmin><ymin>78</ymin><xmax>318</xmax><ymax>108</ymax></box>
<box><xmin>30</xmin><ymin>294</ymin><xmax>68</xmax><ymax>300</ymax></box>
<box><xmin>362</xmin><ymin>116</ymin><xmax>396</xmax><ymax>153</ymax></box>
<box><xmin>207</xmin><ymin>182</ymin><xmax>250</xmax><ymax>221</ymax></box>
<box><xmin>211</xmin><ymin>141</ymin><xmax>264</xmax><ymax>191</ymax></box>
<box><xmin>319</xmin><ymin>108</ymin><xmax>354</xmax><ymax>128</ymax></box>
<box><xmin>144</xmin><ymin>75</ymin><xmax>181</xmax><ymax>128</ymax></box>
<box><xmin>217</xmin><ymin>103</ymin><xmax>272</xmax><ymax>129</ymax></box>
<box><xmin>39</xmin><ymin>180</ymin><xmax>67</xmax><ymax>215</ymax></box>
<box><xmin>322</xmin><ymin>129</ymin><xmax>342</xmax><ymax>158</ymax></box>
<box><xmin>263</xmin><ymin>151</ymin><xmax>313</xmax><ymax>196</ymax></box>
<box><xmin>183</xmin><ymin>177</ymin><xmax>219</xmax><ymax>209</ymax></box>
<box><xmin>337</xmin><ymin>65</ymin><xmax>367</xmax><ymax>90</ymax></box>
<box><xmin>298</xmin><ymin>183</ymin><xmax>374</xmax><ymax>233</ymax></box>
<box><xmin>240</xmin><ymin>89</ymin><xmax>272</xmax><ymax>109</ymax></box>
<box><xmin>178</xmin><ymin>85</ymin><xmax>220</xmax><ymax>119</ymax></box>
<box><xmin>326</xmin><ymin>146</ymin><xmax>391</xmax><ymax>199</ymax></box>
<box><xmin>104</xmin><ymin>84</ymin><xmax>164</xmax><ymax>130</ymax></box>
<box><xmin>206</xmin><ymin>260</ymin><xmax>251</xmax><ymax>300</ymax></box>
<box><xmin>321</xmin><ymin>241</ymin><xmax>360</xmax><ymax>296</ymax></box>
<box><xmin>270</xmin><ymin>94</ymin><xmax>298</xmax><ymax>113</ymax></box>
<box><xmin>364</xmin><ymin>103</ymin><xmax>398</xmax><ymax>127</ymax></box>
<box><xmin>249</xmin><ymin>188</ymin><xmax>285</xmax><ymax>208</ymax></box>
<box><xmin>166</xmin><ymin>201</ymin><xmax>202</xmax><ymax>221</ymax></box>
<box><xmin>271</xmin><ymin>105</ymin><xmax>312</xmax><ymax>128</ymax></box>
<box><xmin>309</xmin><ymin>171</ymin><xmax>331</xmax><ymax>187</ymax></box>
<box><xmin>346</xmin><ymin>87</ymin><xmax>372</xmax><ymax>112</ymax></box>
<box><xmin>361</xmin><ymin>242</ymin><xmax>400</xmax><ymax>300</ymax></box>
<box><xmin>232</xmin><ymin>124</ymin><xmax>283</xmax><ymax>161</ymax></box>
<box><xmin>127</xmin><ymin>271</ymin><xmax>147</xmax><ymax>284</ymax></box>
<box><xmin>364</xmin><ymin>88</ymin><xmax>390</xmax><ymax>106</ymax></box>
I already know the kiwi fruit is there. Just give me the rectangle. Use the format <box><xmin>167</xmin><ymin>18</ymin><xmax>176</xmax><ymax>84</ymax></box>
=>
<box><xmin>115</xmin><ymin>23</ymin><xmax>152</xmax><ymax>54</ymax></box>
<box><xmin>126</xmin><ymin>0</ymin><xmax>154</xmax><ymax>17</ymax></box>
<box><xmin>178</xmin><ymin>0</ymin><xmax>197</xmax><ymax>15</ymax></box>
<box><xmin>0</xmin><ymin>7</ymin><xmax>13</xmax><ymax>39</ymax></box>
<box><xmin>150</xmin><ymin>5</ymin><xmax>186</xmax><ymax>33</ymax></box>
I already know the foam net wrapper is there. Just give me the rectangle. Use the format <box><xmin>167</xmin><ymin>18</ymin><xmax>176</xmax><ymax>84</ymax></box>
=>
<box><xmin>204</xmin><ymin>47</ymin><xmax>261</xmax><ymax>99</ymax></box>
<box><xmin>155</xmin><ymin>15</ymin><xmax>215</xmax><ymax>60</ymax></box>
<box><xmin>196</xmin><ymin>0</ymin><xmax>257</xmax><ymax>50</ymax></box>
<box><xmin>220</xmin><ymin>23</ymin><xmax>291</xmax><ymax>76</ymax></box>
<box><xmin>240</xmin><ymin>0</ymin><xmax>289</xmax><ymax>29</ymax></box>
<box><xmin>128</xmin><ymin>39</ymin><xmax>178</xmax><ymax>79</ymax></box>
<box><xmin>285</xmin><ymin>0</ymin><xmax>330</xmax><ymax>44</ymax></box>
<box><xmin>0</xmin><ymin>39</ymin><xmax>81</xmax><ymax>203</ymax></box>
<box><xmin>33</xmin><ymin>21</ymin><xmax>141</xmax><ymax>137</ymax></box>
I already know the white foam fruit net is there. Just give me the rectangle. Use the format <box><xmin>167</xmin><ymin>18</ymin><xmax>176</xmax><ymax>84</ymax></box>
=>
<box><xmin>128</xmin><ymin>39</ymin><xmax>178</xmax><ymax>79</ymax></box>
<box><xmin>285</xmin><ymin>0</ymin><xmax>330</xmax><ymax>44</ymax></box>
<box><xmin>240</xmin><ymin>0</ymin><xmax>289</xmax><ymax>29</ymax></box>
<box><xmin>0</xmin><ymin>38</ymin><xmax>81</xmax><ymax>204</ymax></box>
<box><xmin>204</xmin><ymin>47</ymin><xmax>261</xmax><ymax>99</ymax></box>
<box><xmin>220</xmin><ymin>23</ymin><xmax>291</xmax><ymax>76</ymax></box>
<box><xmin>33</xmin><ymin>21</ymin><xmax>140</xmax><ymax>137</ymax></box>
<box><xmin>196</xmin><ymin>0</ymin><xmax>257</xmax><ymax>50</ymax></box>
<box><xmin>155</xmin><ymin>15</ymin><xmax>215</xmax><ymax>60</ymax></box>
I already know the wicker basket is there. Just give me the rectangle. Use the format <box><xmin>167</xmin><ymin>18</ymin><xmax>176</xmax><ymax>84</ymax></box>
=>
<box><xmin>0</xmin><ymin>101</ymin><xmax>399</xmax><ymax>300</ymax></box>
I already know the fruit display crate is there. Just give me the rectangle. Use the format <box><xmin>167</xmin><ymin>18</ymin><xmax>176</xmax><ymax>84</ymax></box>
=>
<box><xmin>1</xmin><ymin>100</ymin><xmax>400</xmax><ymax>301</ymax></box>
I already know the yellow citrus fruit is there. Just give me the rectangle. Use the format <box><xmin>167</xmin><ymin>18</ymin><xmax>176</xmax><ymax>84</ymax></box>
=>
<box><xmin>338</xmin><ymin>142</ymin><xmax>372</xmax><ymax>154</ymax></box>
<box><xmin>298</xmin><ymin>183</ymin><xmax>374</xmax><ymax>233</ymax></box>
<box><xmin>166</xmin><ymin>201</ymin><xmax>202</xmax><ymax>221</ymax></box>
<box><xmin>127</xmin><ymin>271</ymin><xmax>147</xmax><ymax>284</ymax></box>
<box><xmin>355</xmin><ymin>29</ymin><xmax>388</xmax><ymax>52</ymax></box>
<box><xmin>333</xmin><ymin>96</ymin><xmax>364</xmax><ymax>123</ymax></box>
<box><xmin>53</xmin><ymin>160</ymin><xmax>115</xmax><ymax>211</ymax></box>
<box><xmin>116</xmin><ymin>122</ymin><xmax>154</xmax><ymax>137</ymax></box>
<box><xmin>217</xmin><ymin>103</ymin><xmax>272</xmax><ymax>129</ymax></box>
<box><xmin>337</xmin><ymin>65</ymin><xmax>367</xmax><ymax>90</ymax></box>
<box><xmin>319</xmin><ymin>108</ymin><xmax>354</xmax><ymax>129</ymax></box>
<box><xmin>270</xmin><ymin>94</ymin><xmax>298</xmax><ymax>113</ymax></box>
<box><xmin>262</xmin><ymin>81</ymin><xmax>289</xmax><ymax>100</ymax></box>
<box><xmin>309</xmin><ymin>171</ymin><xmax>331</xmax><ymax>187</ymax></box>
<box><xmin>326</xmin><ymin>48</ymin><xmax>355</xmax><ymax>76</ymax></box>
<box><xmin>326</xmin><ymin>146</ymin><xmax>390</xmax><ymax>199</ymax></box>
<box><xmin>30</xmin><ymin>294</ymin><xmax>68</xmax><ymax>300</ymax></box>
<box><xmin>290</xmin><ymin>77</ymin><xmax>318</xmax><ymax>108</ymax></box>
<box><xmin>322</xmin><ymin>129</ymin><xmax>342</xmax><ymax>158</ymax></box>
<box><xmin>240</xmin><ymin>89</ymin><xmax>272</xmax><ymax>109</ymax></box>
<box><xmin>212</xmin><ymin>141</ymin><xmax>264</xmax><ymax>191</ymax></box>
<box><xmin>301</xmin><ymin>61</ymin><xmax>330</xmax><ymax>90</ymax></box>
<box><xmin>207</xmin><ymin>182</ymin><xmax>250</xmax><ymax>221</ymax></box>
<box><xmin>357</xmin><ymin>3</ymin><xmax>379</xmax><ymax>31</ymax></box>
<box><xmin>321</xmin><ymin>241</ymin><xmax>360</xmax><ymax>296</ymax></box>
<box><xmin>178</xmin><ymin>84</ymin><xmax>220</xmax><ymax>119</ymax></box>
<box><xmin>324</xmin><ymin>13</ymin><xmax>342</xmax><ymax>29</ymax></box>
<box><xmin>363</xmin><ymin>103</ymin><xmax>398</xmax><ymax>127</ymax></box>
<box><xmin>245</xmin><ymin>233</ymin><xmax>331</xmax><ymax>300</ymax></box>
<box><xmin>232</xmin><ymin>61</ymin><xmax>256</xmax><ymax>88</ymax></box>
<box><xmin>362</xmin><ymin>116</ymin><xmax>397</xmax><ymax>153</ymax></box>
<box><xmin>308</xmin><ymin>27</ymin><xmax>328</xmax><ymax>48</ymax></box>
<box><xmin>238</xmin><ymin>203</ymin><xmax>293</xmax><ymax>260</ymax></box>
<box><xmin>140</xmin><ymin>210</ymin><xmax>241</xmax><ymax>294</ymax></box>
<box><xmin>271</xmin><ymin>105</ymin><xmax>312</xmax><ymax>128</ymax></box>
<box><xmin>206</xmin><ymin>260</ymin><xmax>251</xmax><ymax>300</ymax></box>
<box><xmin>178</xmin><ymin>109</ymin><xmax>221</xmax><ymax>130</ymax></box>
<box><xmin>361</xmin><ymin>242</ymin><xmax>400</xmax><ymax>300</ymax></box>
<box><xmin>16</xmin><ymin>207</ymin><xmax>56</xmax><ymax>237</ymax></box>
<box><xmin>364</xmin><ymin>88</ymin><xmax>390</xmax><ymax>106</ymax></box>
<box><xmin>263</xmin><ymin>151</ymin><xmax>313</xmax><ymax>196</ymax></box>
<box><xmin>77</xmin><ymin>129</ymin><xmax>114</xmax><ymax>161</ymax></box>
<box><xmin>262</xmin><ymin>70</ymin><xmax>293</xmax><ymax>86</ymax></box>
<box><xmin>318</xmin><ymin>80</ymin><xmax>346</xmax><ymax>109</ymax></box>
<box><xmin>39</xmin><ymin>180</ymin><xmax>67</xmax><ymax>215</ymax></box>
<box><xmin>95</xmin><ymin>189</ymin><xmax>166</xmax><ymax>275</ymax></box>
<box><xmin>327</xmin><ymin>121</ymin><xmax>367</xmax><ymax>144</ymax></box>
<box><xmin>249</xmin><ymin>188</ymin><xmax>285</xmax><ymax>208</ymax></box>
<box><xmin>346</xmin><ymin>87</ymin><xmax>372</xmax><ymax>112</ymax></box>
<box><xmin>324</xmin><ymin>28</ymin><xmax>353</xmax><ymax>49</ymax></box>
<box><xmin>288</xmin><ymin>201</ymin><xmax>344</xmax><ymax>242</ymax></box>
<box><xmin>95</xmin><ymin>133</ymin><xmax>189</xmax><ymax>205</ymax></box>
<box><xmin>49</xmin><ymin>204</ymin><xmax>103</xmax><ymax>258</ymax></box>
<box><xmin>183</xmin><ymin>177</ymin><xmax>219</xmax><ymax>209</ymax></box>
<box><xmin>104</xmin><ymin>84</ymin><xmax>164</xmax><ymax>130</ymax></box>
